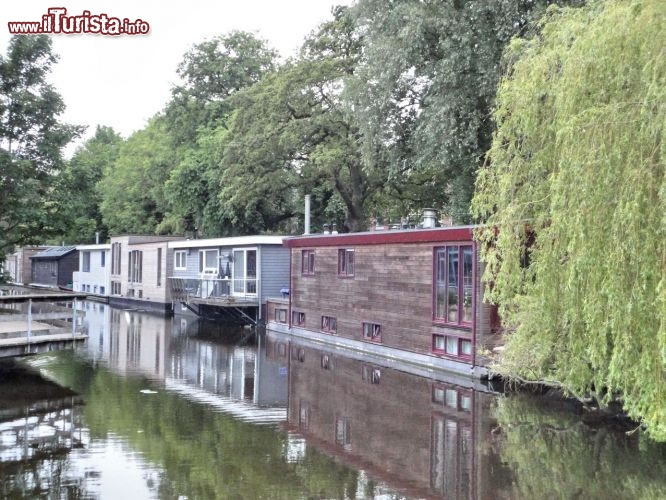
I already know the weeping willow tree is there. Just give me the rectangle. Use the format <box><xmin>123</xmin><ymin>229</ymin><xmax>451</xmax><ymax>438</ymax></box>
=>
<box><xmin>472</xmin><ymin>0</ymin><xmax>666</xmax><ymax>439</ymax></box>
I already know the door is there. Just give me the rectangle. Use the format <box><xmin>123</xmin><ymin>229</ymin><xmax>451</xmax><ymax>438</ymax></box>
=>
<box><xmin>232</xmin><ymin>248</ymin><xmax>257</xmax><ymax>296</ymax></box>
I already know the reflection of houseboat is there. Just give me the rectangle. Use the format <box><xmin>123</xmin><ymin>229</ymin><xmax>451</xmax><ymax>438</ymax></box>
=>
<box><xmin>266</xmin><ymin>333</ymin><xmax>502</xmax><ymax>499</ymax></box>
<box><xmin>168</xmin><ymin>236</ymin><xmax>290</xmax><ymax>324</ymax></box>
<box><xmin>267</xmin><ymin>227</ymin><xmax>501</xmax><ymax>378</ymax></box>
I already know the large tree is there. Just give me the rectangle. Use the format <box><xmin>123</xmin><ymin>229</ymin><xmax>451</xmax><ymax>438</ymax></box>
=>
<box><xmin>472</xmin><ymin>0</ymin><xmax>666</xmax><ymax>439</ymax></box>
<box><xmin>0</xmin><ymin>35</ymin><xmax>80</xmax><ymax>255</ymax></box>
<box><xmin>350</xmin><ymin>0</ymin><xmax>584</xmax><ymax>223</ymax></box>
<box><xmin>54</xmin><ymin>125</ymin><xmax>122</xmax><ymax>244</ymax></box>
<box><xmin>215</xmin><ymin>7</ymin><xmax>375</xmax><ymax>233</ymax></box>
<box><xmin>161</xmin><ymin>32</ymin><xmax>278</xmax><ymax>235</ymax></box>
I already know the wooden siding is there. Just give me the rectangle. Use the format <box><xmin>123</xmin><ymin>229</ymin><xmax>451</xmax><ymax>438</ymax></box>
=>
<box><xmin>259</xmin><ymin>245</ymin><xmax>290</xmax><ymax>303</ymax></box>
<box><xmin>290</xmin><ymin>241</ymin><xmax>492</xmax><ymax>363</ymax></box>
<box><xmin>272</xmin><ymin>338</ymin><xmax>498</xmax><ymax>498</ymax></box>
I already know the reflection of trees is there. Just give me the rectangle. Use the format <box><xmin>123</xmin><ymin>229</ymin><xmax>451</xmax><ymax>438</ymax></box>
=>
<box><xmin>78</xmin><ymin>365</ymin><xmax>358</xmax><ymax>498</ymax></box>
<box><xmin>494</xmin><ymin>394</ymin><xmax>666</xmax><ymax>499</ymax></box>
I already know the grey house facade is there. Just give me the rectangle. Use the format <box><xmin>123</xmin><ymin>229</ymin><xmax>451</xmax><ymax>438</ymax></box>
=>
<box><xmin>168</xmin><ymin>236</ymin><xmax>290</xmax><ymax>324</ymax></box>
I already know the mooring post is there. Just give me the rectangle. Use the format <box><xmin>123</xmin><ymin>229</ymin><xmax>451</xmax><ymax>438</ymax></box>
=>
<box><xmin>72</xmin><ymin>298</ymin><xmax>77</xmax><ymax>337</ymax></box>
<box><xmin>27</xmin><ymin>299</ymin><xmax>32</xmax><ymax>340</ymax></box>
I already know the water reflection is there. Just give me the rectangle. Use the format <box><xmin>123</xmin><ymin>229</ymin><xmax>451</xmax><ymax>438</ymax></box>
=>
<box><xmin>3</xmin><ymin>305</ymin><xmax>666</xmax><ymax>499</ymax></box>
<box><xmin>266</xmin><ymin>332</ymin><xmax>506</xmax><ymax>499</ymax></box>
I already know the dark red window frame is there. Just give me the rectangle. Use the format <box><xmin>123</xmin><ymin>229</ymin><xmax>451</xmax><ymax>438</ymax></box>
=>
<box><xmin>337</xmin><ymin>248</ymin><xmax>355</xmax><ymax>277</ymax></box>
<box><xmin>301</xmin><ymin>249</ymin><xmax>315</xmax><ymax>276</ymax></box>
<box><xmin>321</xmin><ymin>315</ymin><xmax>337</xmax><ymax>333</ymax></box>
<box><xmin>362</xmin><ymin>322</ymin><xmax>381</xmax><ymax>343</ymax></box>
<box><xmin>432</xmin><ymin>334</ymin><xmax>473</xmax><ymax>359</ymax></box>
<box><xmin>434</xmin><ymin>244</ymin><xmax>474</xmax><ymax>326</ymax></box>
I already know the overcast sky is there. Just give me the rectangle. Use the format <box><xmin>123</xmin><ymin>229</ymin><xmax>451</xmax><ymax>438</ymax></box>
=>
<box><xmin>1</xmin><ymin>1</ymin><xmax>351</xmax><ymax>152</ymax></box>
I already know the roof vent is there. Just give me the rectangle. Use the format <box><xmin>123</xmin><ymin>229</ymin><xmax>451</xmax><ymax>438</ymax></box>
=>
<box><xmin>422</xmin><ymin>209</ymin><xmax>437</xmax><ymax>229</ymax></box>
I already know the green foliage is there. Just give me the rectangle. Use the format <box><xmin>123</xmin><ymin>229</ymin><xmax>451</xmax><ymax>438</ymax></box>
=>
<box><xmin>217</xmin><ymin>7</ymin><xmax>376</xmax><ymax>233</ymax></box>
<box><xmin>494</xmin><ymin>394</ymin><xmax>666</xmax><ymax>499</ymax></box>
<box><xmin>53</xmin><ymin>125</ymin><xmax>122</xmax><ymax>243</ymax></box>
<box><xmin>99</xmin><ymin>117</ymin><xmax>175</xmax><ymax>235</ymax></box>
<box><xmin>472</xmin><ymin>0</ymin><xmax>666</xmax><ymax>438</ymax></box>
<box><xmin>0</xmin><ymin>35</ymin><xmax>81</xmax><ymax>256</ymax></box>
<box><xmin>161</xmin><ymin>32</ymin><xmax>278</xmax><ymax>235</ymax></box>
<box><xmin>351</xmin><ymin>0</ymin><xmax>583</xmax><ymax>223</ymax></box>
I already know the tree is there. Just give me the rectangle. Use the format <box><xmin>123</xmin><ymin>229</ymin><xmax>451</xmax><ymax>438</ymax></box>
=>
<box><xmin>99</xmin><ymin>117</ymin><xmax>174</xmax><ymax>235</ymax></box>
<box><xmin>161</xmin><ymin>32</ymin><xmax>278</xmax><ymax>235</ymax></box>
<box><xmin>350</xmin><ymin>0</ymin><xmax>584</xmax><ymax>223</ymax></box>
<box><xmin>472</xmin><ymin>0</ymin><xmax>666</xmax><ymax>439</ymax></box>
<box><xmin>216</xmin><ymin>7</ymin><xmax>376</xmax><ymax>233</ymax></box>
<box><xmin>0</xmin><ymin>35</ymin><xmax>80</xmax><ymax>256</ymax></box>
<box><xmin>54</xmin><ymin>125</ymin><xmax>122</xmax><ymax>244</ymax></box>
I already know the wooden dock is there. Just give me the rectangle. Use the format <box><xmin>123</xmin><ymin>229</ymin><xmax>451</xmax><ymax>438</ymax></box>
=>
<box><xmin>0</xmin><ymin>292</ymin><xmax>89</xmax><ymax>358</ymax></box>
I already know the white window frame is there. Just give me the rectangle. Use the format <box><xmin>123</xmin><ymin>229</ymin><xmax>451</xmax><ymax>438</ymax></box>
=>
<box><xmin>174</xmin><ymin>250</ymin><xmax>187</xmax><ymax>271</ymax></box>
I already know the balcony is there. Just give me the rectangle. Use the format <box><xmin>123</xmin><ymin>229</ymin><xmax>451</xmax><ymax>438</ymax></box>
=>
<box><xmin>169</xmin><ymin>277</ymin><xmax>258</xmax><ymax>307</ymax></box>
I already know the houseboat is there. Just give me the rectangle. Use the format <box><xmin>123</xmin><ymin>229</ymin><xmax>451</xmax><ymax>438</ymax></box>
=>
<box><xmin>108</xmin><ymin>235</ymin><xmax>185</xmax><ymax>312</ymax></box>
<box><xmin>3</xmin><ymin>246</ymin><xmax>51</xmax><ymax>285</ymax></box>
<box><xmin>168</xmin><ymin>235</ymin><xmax>290</xmax><ymax>325</ymax></box>
<box><xmin>267</xmin><ymin>226</ymin><xmax>501</xmax><ymax>378</ymax></box>
<box><xmin>30</xmin><ymin>246</ymin><xmax>79</xmax><ymax>289</ymax></box>
<box><xmin>73</xmin><ymin>244</ymin><xmax>110</xmax><ymax>296</ymax></box>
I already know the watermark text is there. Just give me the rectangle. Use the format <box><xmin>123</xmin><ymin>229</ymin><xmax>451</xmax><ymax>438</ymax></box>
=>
<box><xmin>8</xmin><ymin>8</ymin><xmax>150</xmax><ymax>36</ymax></box>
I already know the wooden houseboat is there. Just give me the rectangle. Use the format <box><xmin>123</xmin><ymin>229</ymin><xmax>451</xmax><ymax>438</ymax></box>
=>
<box><xmin>108</xmin><ymin>235</ymin><xmax>185</xmax><ymax>312</ymax></box>
<box><xmin>3</xmin><ymin>246</ymin><xmax>51</xmax><ymax>285</ymax></box>
<box><xmin>168</xmin><ymin>236</ymin><xmax>290</xmax><ymax>325</ymax></box>
<box><xmin>267</xmin><ymin>226</ymin><xmax>501</xmax><ymax>378</ymax></box>
<box><xmin>30</xmin><ymin>246</ymin><xmax>79</xmax><ymax>289</ymax></box>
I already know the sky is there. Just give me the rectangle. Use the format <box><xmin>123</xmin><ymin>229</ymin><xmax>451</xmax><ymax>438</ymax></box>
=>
<box><xmin>0</xmin><ymin>1</ymin><xmax>351</xmax><ymax>153</ymax></box>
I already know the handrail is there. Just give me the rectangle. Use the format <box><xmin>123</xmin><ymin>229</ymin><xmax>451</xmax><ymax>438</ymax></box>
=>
<box><xmin>169</xmin><ymin>277</ymin><xmax>258</xmax><ymax>301</ymax></box>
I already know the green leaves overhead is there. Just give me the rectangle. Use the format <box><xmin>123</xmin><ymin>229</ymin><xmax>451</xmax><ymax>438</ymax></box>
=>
<box><xmin>472</xmin><ymin>0</ymin><xmax>666</xmax><ymax>439</ymax></box>
<box><xmin>0</xmin><ymin>35</ymin><xmax>81</xmax><ymax>255</ymax></box>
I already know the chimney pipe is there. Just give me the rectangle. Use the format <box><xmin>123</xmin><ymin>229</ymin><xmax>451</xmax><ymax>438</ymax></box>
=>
<box><xmin>422</xmin><ymin>209</ymin><xmax>437</xmax><ymax>229</ymax></box>
<box><xmin>95</xmin><ymin>232</ymin><xmax>100</xmax><ymax>245</ymax></box>
<box><xmin>304</xmin><ymin>195</ymin><xmax>311</xmax><ymax>235</ymax></box>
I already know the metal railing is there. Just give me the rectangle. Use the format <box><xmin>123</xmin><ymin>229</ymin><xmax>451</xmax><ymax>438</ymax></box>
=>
<box><xmin>169</xmin><ymin>277</ymin><xmax>258</xmax><ymax>302</ymax></box>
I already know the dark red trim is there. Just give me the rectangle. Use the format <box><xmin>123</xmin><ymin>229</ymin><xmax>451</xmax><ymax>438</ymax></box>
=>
<box><xmin>284</xmin><ymin>227</ymin><xmax>475</xmax><ymax>248</ymax></box>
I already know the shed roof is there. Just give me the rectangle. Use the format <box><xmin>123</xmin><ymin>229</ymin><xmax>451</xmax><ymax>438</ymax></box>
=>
<box><xmin>31</xmin><ymin>246</ymin><xmax>77</xmax><ymax>259</ymax></box>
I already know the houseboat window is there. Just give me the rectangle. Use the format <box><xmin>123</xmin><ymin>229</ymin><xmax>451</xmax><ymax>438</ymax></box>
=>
<box><xmin>433</xmin><ymin>334</ymin><xmax>473</xmax><ymax>359</ymax></box>
<box><xmin>275</xmin><ymin>308</ymin><xmax>287</xmax><ymax>323</ymax></box>
<box><xmin>362</xmin><ymin>365</ymin><xmax>381</xmax><ymax>384</ymax></box>
<box><xmin>301</xmin><ymin>249</ymin><xmax>315</xmax><ymax>275</ymax></box>
<box><xmin>362</xmin><ymin>322</ymin><xmax>381</xmax><ymax>342</ymax></box>
<box><xmin>337</xmin><ymin>249</ymin><xmax>354</xmax><ymax>277</ymax></box>
<box><xmin>292</xmin><ymin>311</ymin><xmax>305</xmax><ymax>326</ymax></box>
<box><xmin>435</xmin><ymin>245</ymin><xmax>474</xmax><ymax>325</ymax></box>
<box><xmin>157</xmin><ymin>247</ymin><xmax>162</xmax><ymax>287</ymax></box>
<box><xmin>100</xmin><ymin>250</ymin><xmax>105</xmax><ymax>267</ymax></box>
<box><xmin>111</xmin><ymin>242</ymin><xmax>122</xmax><ymax>275</ymax></box>
<box><xmin>199</xmin><ymin>249</ymin><xmax>218</xmax><ymax>274</ymax></box>
<box><xmin>321</xmin><ymin>315</ymin><xmax>337</xmax><ymax>333</ymax></box>
<box><xmin>335</xmin><ymin>417</ymin><xmax>351</xmax><ymax>449</ymax></box>
<box><xmin>82</xmin><ymin>251</ymin><xmax>91</xmax><ymax>272</ymax></box>
<box><xmin>128</xmin><ymin>250</ymin><xmax>142</xmax><ymax>283</ymax></box>
<box><xmin>174</xmin><ymin>250</ymin><xmax>187</xmax><ymax>270</ymax></box>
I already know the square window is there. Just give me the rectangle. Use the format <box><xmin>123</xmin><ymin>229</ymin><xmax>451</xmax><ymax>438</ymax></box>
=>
<box><xmin>460</xmin><ymin>339</ymin><xmax>473</xmax><ymax>357</ymax></box>
<box><xmin>275</xmin><ymin>308</ymin><xmax>287</xmax><ymax>323</ymax></box>
<box><xmin>292</xmin><ymin>311</ymin><xmax>305</xmax><ymax>326</ymax></box>
<box><xmin>321</xmin><ymin>315</ymin><xmax>337</xmax><ymax>333</ymax></box>
<box><xmin>362</xmin><ymin>322</ymin><xmax>381</xmax><ymax>342</ymax></box>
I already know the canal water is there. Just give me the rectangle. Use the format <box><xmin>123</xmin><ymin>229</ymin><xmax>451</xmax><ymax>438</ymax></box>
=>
<box><xmin>2</xmin><ymin>303</ymin><xmax>666</xmax><ymax>499</ymax></box>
